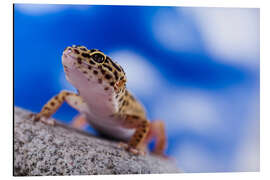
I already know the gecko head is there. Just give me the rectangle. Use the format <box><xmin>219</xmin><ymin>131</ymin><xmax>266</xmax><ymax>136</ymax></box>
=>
<box><xmin>62</xmin><ymin>45</ymin><xmax>127</xmax><ymax>93</ymax></box>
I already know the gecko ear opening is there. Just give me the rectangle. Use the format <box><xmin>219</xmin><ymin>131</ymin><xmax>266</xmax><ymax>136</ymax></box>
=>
<box><xmin>114</xmin><ymin>79</ymin><xmax>126</xmax><ymax>93</ymax></box>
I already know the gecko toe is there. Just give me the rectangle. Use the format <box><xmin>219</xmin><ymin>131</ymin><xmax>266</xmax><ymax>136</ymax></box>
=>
<box><xmin>30</xmin><ymin>113</ymin><xmax>55</xmax><ymax>126</ymax></box>
<box><xmin>29</xmin><ymin>113</ymin><xmax>40</xmax><ymax>122</ymax></box>
<box><xmin>128</xmin><ymin>147</ymin><xmax>146</xmax><ymax>156</ymax></box>
<box><xmin>118</xmin><ymin>142</ymin><xmax>128</xmax><ymax>149</ymax></box>
<box><xmin>40</xmin><ymin>116</ymin><xmax>55</xmax><ymax>126</ymax></box>
<box><xmin>118</xmin><ymin>142</ymin><xmax>146</xmax><ymax>156</ymax></box>
<box><xmin>152</xmin><ymin>152</ymin><xmax>170</xmax><ymax>159</ymax></box>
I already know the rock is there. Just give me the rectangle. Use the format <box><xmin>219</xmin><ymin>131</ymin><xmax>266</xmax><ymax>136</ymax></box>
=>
<box><xmin>14</xmin><ymin>107</ymin><xmax>180</xmax><ymax>176</ymax></box>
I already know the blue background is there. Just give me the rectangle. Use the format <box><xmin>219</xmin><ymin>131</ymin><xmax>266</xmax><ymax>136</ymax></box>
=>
<box><xmin>14</xmin><ymin>4</ymin><xmax>260</xmax><ymax>172</ymax></box>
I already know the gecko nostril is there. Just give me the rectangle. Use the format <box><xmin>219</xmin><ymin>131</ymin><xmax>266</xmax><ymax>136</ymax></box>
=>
<box><xmin>66</xmin><ymin>49</ymin><xmax>72</xmax><ymax>54</ymax></box>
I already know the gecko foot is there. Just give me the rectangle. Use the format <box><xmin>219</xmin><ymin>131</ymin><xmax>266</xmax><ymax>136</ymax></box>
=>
<box><xmin>30</xmin><ymin>113</ymin><xmax>55</xmax><ymax>126</ymax></box>
<box><xmin>118</xmin><ymin>142</ymin><xmax>146</xmax><ymax>155</ymax></box>
<box><xmin>152</xmin><ymin>152</ymin><xmax>170</xmax><ymax>159</ymax></box>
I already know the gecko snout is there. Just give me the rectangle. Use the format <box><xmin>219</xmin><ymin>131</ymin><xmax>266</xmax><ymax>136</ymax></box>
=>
<box><xmin>63</xmin><ymin>47</ymin><xmax>74</xmax><ymax>56</ymax></box>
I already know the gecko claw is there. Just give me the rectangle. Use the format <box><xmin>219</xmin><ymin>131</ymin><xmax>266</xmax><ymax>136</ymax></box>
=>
<box><xmin>118</xmin><ymin>142</ymin><xmax>146</xmax><ymax>155</ymax></box>
<box><xmin>30</xmin><ymin>113</ymin><xmax>55</xmax><ymax>126</ymax></box>
<box><xmin>29</xmin><ymin>113</ymin><xmax>40</xmax><ymax>122</ymax></box>
<box><xmin>152</xmin><ymin>152</ymin><xmax>170</xmax><ymax>159</ymax></box>
<box><xmin>118</xmin><ymin>142</ymin><xmax>128</xmax><ymax>149</ymax></box>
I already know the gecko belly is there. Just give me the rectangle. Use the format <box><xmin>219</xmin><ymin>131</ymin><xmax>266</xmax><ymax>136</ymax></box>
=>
<box><xmin>86</xmin><ymin>115</ymin><xmax>135</xmax><ymax>141</ymax></box>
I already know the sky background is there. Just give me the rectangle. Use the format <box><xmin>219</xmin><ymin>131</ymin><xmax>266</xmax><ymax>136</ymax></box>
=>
<box><xmin>14</xmin><ymin>4</ymin><xmax>260</xmax><ymax>173</ymax></box>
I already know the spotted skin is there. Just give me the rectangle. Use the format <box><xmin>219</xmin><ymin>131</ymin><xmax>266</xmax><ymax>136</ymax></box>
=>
<box><xmin>33</xmin><ymin>45</ymin><xmax>167</xmax><ymax>156</ymax></box>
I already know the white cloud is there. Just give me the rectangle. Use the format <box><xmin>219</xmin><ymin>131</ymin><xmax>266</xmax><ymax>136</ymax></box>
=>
<box><xmin>233</xmin><ymin>131</ymin><xmax>260</xmax><ymax>172</ymax></box>
<box><xmin>152</xmin><ymin>9</ymin><xmax>198</xmax><ymax>52</ymax></box>
<box><xmin>153</xmin><ymin>88</ymin><xmax>224</xmax><ymax>135</ymax></box>
<box><xmin>108</xmin><ymin>49</ymin><xmax>163</xmax><ymax>98</ymax></box>
<box><xmin>186</xmin><ymin>8</ymin><xmax>259</xmax><ymax>68</ymax></box>
<box><xmin>15</xmin><ymin>4</ymin><xmax>66</xmax><ymax>15</ymax></box>
<box><xmin>232</xmin><ymin>94</ymin><xmax>260</xmax><ymax>171</ymax></box>
<box><xmin>173</xmin><ymin>142</ymin><xmax>221</xmax><ymax>172</ymax></box>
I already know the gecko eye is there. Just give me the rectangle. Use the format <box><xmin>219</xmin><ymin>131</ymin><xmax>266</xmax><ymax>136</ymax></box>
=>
<box><xmin>92</xmin><ymin>53</ymin><xmax>105</xmax><ymax>63</ymax></box>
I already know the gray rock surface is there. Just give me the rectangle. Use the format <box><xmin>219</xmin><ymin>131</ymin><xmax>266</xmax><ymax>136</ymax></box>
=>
<box><xmin>14</xmin><ymin>106</ymin><xmax>180</xmax><ymax>176</ymax></box>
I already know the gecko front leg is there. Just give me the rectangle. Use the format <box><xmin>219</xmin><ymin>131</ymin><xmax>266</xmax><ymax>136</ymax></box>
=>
<box><xmin>115</xmin><ymin>114</ymin><xmax>150</xmax><ymax>155</ymax></box>
<box><xmin>32</xmin><ymin>90</ymin><xmax>88</xmax><ymax>125</ymax></box>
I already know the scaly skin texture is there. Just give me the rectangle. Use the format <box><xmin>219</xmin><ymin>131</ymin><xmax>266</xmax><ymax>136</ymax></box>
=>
<box><xmin>33</xmin><ymin>45</ymin><xmax>167</xmax><ymax>156</ymax></box>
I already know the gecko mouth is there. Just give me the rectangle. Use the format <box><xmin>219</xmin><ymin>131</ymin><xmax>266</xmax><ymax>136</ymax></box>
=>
<box><xmin>62</xmin><ymin>54</ymin><xmax>76</xmax><ymax>69</ymax></box>
<box><xmin>62</xmin><ymin>52</ymin><xmax>92</xmax><ymax>70</ymax></box>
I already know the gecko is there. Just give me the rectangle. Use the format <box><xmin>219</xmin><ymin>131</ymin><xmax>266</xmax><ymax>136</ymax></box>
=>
<box><xmin>32</xmin><ymin>45</ymin><xmax>167</xmax><ymax>156</ymax></box>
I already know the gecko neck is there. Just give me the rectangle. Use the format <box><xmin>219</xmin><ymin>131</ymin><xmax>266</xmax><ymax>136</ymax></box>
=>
<box><xmin>66</xmin><ymin>66</ymin><xmax>121</xmax><ymax>118</ymax></box>
<box><xmin>79</xmin><ymin>87</ymin><xmax>118</xmax><ymax>118</ymax></box>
